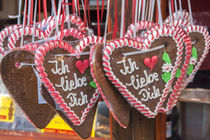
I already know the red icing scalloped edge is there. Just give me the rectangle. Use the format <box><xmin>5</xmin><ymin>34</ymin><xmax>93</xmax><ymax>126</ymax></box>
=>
<box><xmin>8</xmin><ymin>26</ymin><xmax>47</xmax><ymax>50</ymax></box>
<box><xmin>102</xmin><ymin>26</ymin><xmax>183</xmax><ymax>118</ymax></box>
<box><xmin>46</xmin><ymin>15</ymin><xmax>86</xmax><ymax>36</ymax></box>
<box><xmin>56</xmin><ymin>28</ymin><xmax>86</xmax><ymax>40</ymax></box>
<box><xmin>35</xmin><ymin>39</ymin><xmax>101</xmax><ymax>126</ymax></box>
<box><xmin>171</xmin><ymin>25</ymin><xmax>210</xmax><ymax>108</ymax></box>
<box><xmin>125</xmin><ymin>21</ymin><xmax>155</xmax><ymax>38</ymax></box>
<box><xmin>158</xmin><ymin>26</ymin><xmax>192</xmax><ymax>112</ymax></box>
<box><xmin>0</xmin><ymin>24</ymin><xmax>22</xmax><ymax>55</ymax></box>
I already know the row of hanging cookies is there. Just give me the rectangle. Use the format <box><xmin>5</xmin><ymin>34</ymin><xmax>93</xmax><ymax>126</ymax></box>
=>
<box><xmin>0</xmin><ymin>0</ymin><xmax>210</xmax><ymax>139</ymax></box>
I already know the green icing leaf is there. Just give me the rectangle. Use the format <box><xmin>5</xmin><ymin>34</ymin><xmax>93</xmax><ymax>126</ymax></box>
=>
<box><xmin>187</xmin><ymin>64</ymin><xmax>194</xmax><ymax>75</ymax></box>
<box><xmin>162</xmin><ymin>52</ymin><xmax>171</xmax><ymax>64</ymax></box>
<box><xmin>161</xmin><ymin>72</ymin><xmax>171</xmax><ymax>83</ymax></box>
<box><xmin>90</xmin><ymin>81</ymin><xmax>97</xmax><ymax>89</ymax></box>
<box><xmin>175</xmin><ymin>68</ymin><xmax>181</xmax><ymax>78</ymax></box>
<box><xmin>192</xmin><ymin>46</ymin><xmax>198</xmax><ymax>59</ymax></box>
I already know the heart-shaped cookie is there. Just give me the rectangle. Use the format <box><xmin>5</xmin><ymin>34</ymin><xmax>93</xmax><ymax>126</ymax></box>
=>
<box><xmin>0</xmin><ymin>49</ymin><xmax>55</xmax><ymax>129</ymax></box>
<box><xmin>164</xmin><ymin>10</ymin><xmax>190</xmax><ymax>25</ymax></box>
<box><xmin>169</xmin><ymin>25</ymin><xmax>210</xmax><ymax>107</ymax></box>
<box><xmin>90</xmin><ymin>43</ymin><xmax>132</xmax><ymax>128</ymax></box>
<box><xmin>102</xmin><ymin>26</ymin><xmax>183</xmax><ymax>117</ymax></box>
<box><xmin>35</xmin><ymin>38</ymin><xmax>102</xmax><ymax>125</ymax></box>
<box><xmin>56</xmin><ymin>28</ymin><xmax>86</xmax><ymax>41</ymax></box>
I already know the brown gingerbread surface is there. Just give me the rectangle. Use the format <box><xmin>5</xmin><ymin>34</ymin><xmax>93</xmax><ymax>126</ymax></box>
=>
<box><xmin>0</xmin><ymin>50</ymin><xmax>55</xmax><ymax>129</ymax></box>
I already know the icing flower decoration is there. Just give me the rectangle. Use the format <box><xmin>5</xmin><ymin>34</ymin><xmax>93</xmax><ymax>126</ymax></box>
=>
<box><xmin>162</xmin><ymin>63</ymin><xmax>173</xmax><ymax>73</ymax></box>
<box><xmin>189</xmin><ymin>57</ymin><xmax>197</xmax><ymax>65</ymax></box>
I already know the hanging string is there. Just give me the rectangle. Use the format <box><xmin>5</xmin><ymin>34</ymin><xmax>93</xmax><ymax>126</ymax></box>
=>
<box><xmin>77</xmin><ymin>0</ymin><xmax>81</xmax><ymax>16</ymax></box>
<box><xmin>141</xmin><ymin>0</ymin><xmax>146</xmax><ymax>21</ymax></box>
<box><xmin>32</xmin><ymin>0</ymin><xmax>38</xmax><ymax>43</ymax></box>
<box><xmin>157</xmin><ymin>0</ymin><xmax>163</xmax><ymax>27</ymax></box>
<box><xmin>65</xmin><ymin>0</ymin><xmax>71</xmax><ymax>29</ymax></box>
<box><xmin>132</xmin><ymin>0</ymin><xmax>136</xmax><ymax>23</ymax></box>
<box><xmin>171</xmin><ymin>0</ymin><xmax>174</xmax><ymax>13</ymax></box>
<box><xmin>43</xmin><ymin>0</ymin><xmax>48</xmax><ymax>19</ymax></box>
<box><xmin>133</xmin><ymin>0</ymin><xmax>138</xmax><ymax>38</ymax></box>
<box><xmin>51</xmin><ymin>0</ymin><xmax>59</xmax><ymax>34</ymax></box>
<box><xmin>27</xmin><ymin>0</ymin><xmax>32</xmax><ymax>25</ymax></box>
<box><xmin>112</xmin><ymin>0</ymin><xmax>119</xmax><ymax>39</ymax></box>
<box><xmin>20</xmin><ymin>0</ymin><xmax>28</xmax><ymax>48</ymax></box>
<box><xmin>72</xmin><ymin>0</ymin><xmax>75</xmax><ymax>13</ymax></box>
<box><xmin>18</xmin><ymin>0</ymin><xmax>22</xmax><ymax>25</ymax></box>
<box><xmin>169</xmin><ymin>0</ymin><xmax>173</xmax><ymax>24</ymax></box>
<box><xmin>126</xmin><ymin>0</ymin><xmax>129</xmax><ymax>15</ymax></box>
<box><xmin>187</xmin><ymin>0</ymin><xmax>193</xmax><ymax>25</ymax></box>
<box><xmin>174</xmin><ymin>0</ymin><xmax>178</xmax><ymax>19</ymax></box>
<box><xmin>123</xmin><ymin>44</ymin><xmax>165</xmax><ymax>56</ymax></box>
<box><xmin>138</xmin><ymin>0</ymin><xmax>142</xmax><ymax>22</ymax></box>
<box><xmin>150</xmin><ymin>0</ymin><xmax>155</xmax><ymax>21</ymax></box>
<box><xmin>30</xmin><ymin>0</ymin><xmax>34</xmax><ymax>25</ymax></box>
<box><xmin>96</xmin><ymin>0</ymin><xmax>100</xmax><ymax>36</ymax></box>
<box><xmin>178</xmin><ymin>0</ymin><xmax>182</xmax><ymax>18</ymax></box>
<box><xmin>101</xmin><ymin>0</ymin><xmax>105</xmax><ymax>22</ymax></box>
<box><xmin>54</xmin><ymin>0</ymin><xmax>57</xmax><ymax>14</ymax></box>
<box><xmin>120</xmin><ymin>0</ymin><xmax>125</xmax><ymax>38</ymax></box>
<box><xmin>147</xmin><ymin>0</ymin><xmax>152</xmax><ymax>21</ymax></box>
<box><xmin>87</xmin><ymin>0</ymin><xmax>91</xmax><ymax>25</ymax></box>
<box><xmin>24</xmin><ymin>0</ymin><xmax>28</xmax><ymax>25</ymax></box>
<box><xmin>81</xmin><ymin>0</ymin><xmax>89</xmax><ymax>28</ymax></box>
<box><xmin>103</xmin><ymin>0</ymin><xmax>110</xmax><ymax>45</ymax></box>
<box><xmin>61</xmin><ymin>3</ymin><xmax>65</xmax><ymax>40</ymax></box>
<box><xmin>73</xmin><ymin>0</ymin><xmax>78</xmax><ymax>15</ymax></box>
<box><xmin>145</xmin><ymin>0</ymin><xmax>149</xmax><ymax>21</ymax></box>
<box><xmin>38</xmin><ymin>0</ymin><xmax>41</xmax><ymax>22</ymax></box>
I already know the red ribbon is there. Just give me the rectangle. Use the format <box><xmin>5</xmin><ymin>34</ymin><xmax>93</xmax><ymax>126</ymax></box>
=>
<box><xmin>101</xmin><ymin>0</ymin><xmax>105</xmax><ymax>22</ymax></box>
<box><xmin>132</xmin><ymin>0</ymin><xmax>136</xmax><ymax>23</ymax></box>
<box><xmin>97</xmin><ymin>0</ymin><xmax>100</xmax><ymax>36</ymax></box>
<box><xmin>43</xmin><ymin>0</ymin><xmax>47</xmax><ymax>19</ymax></box>
<box><xmin>61</xmin><ymin>3</ymin><xmax>65</xmax><ymax>40</ymax></box>
<box><xmin>77</xmin><ymin>0</ymin><xmax>80</xmax><ymax>16</ymax></box>
<box><xmin>171</xmin><ymin>0</ymin><xmax>174</xmax><ymax>13</ymax></box>
<box><xmin>87</xmin><ymin>0</ymin><xmax>91</xmax><ymax>26</ymax></box>
<box><xmin>38</xmin><ymin>0</ymin><xmax>41</xmax><ymax>22</ymax></box>
<box><xmin>112</xmin><ymin>0</ymin><xmax>119</xmax><ymax>39</ymax></box>
<box><xmin>72</xmin><ymin>0</ymin><xmax>75</xmax><ymax>13</ymax></box>
<box><xmin>54</xmin><ymin>0</ymin><xmax>57</xmax><ymax>15</ymax></box>
<box><xmin>84</xmin><ymin>0</ymin><xmax>87</xmax><ymax>26</ymax></box>
<box><xmin>30</xmin><ymin>0</ymin><xmax>34</xmax><ymax>25</ymax></box>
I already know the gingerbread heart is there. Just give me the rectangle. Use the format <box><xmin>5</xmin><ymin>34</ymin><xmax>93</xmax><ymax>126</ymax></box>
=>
<box><xmin>102</xmin><ymin>26</ymin><xmax>183</xmax><ymax>117</ymax></box>
<box><xmin>35</xmin><ymin>38</ymin><xmax>102</xmax><ymax>126</ymax></box>
<box><xmin>169</xmin><ymin>25</ymin><xmax>210</xmax><ymax>108</ymax></box>
<box><xmin>90</xmin><ymin>43</ymin><xmax>132</xmax><ymax>128</ymax></box>
<box><xmin>0</xmin><ymin>49</ymin><xmax>55</xmax><ymax>129</ymax></box>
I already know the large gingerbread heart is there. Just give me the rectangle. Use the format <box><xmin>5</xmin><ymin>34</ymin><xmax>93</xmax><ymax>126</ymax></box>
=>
<box><xmin>0</xmin><ymin>49</ymin><xmax>55</xmax><ymax>129</ymax></box>
<box><xmin>35</xmin><ymin>38</ymin><xmax>102</xmax><ymax>125</ymax></box>
<box><xmin>102</xmin><ymin>26</ymin><xmax>183</xmax><ymax>117</ymax></box>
